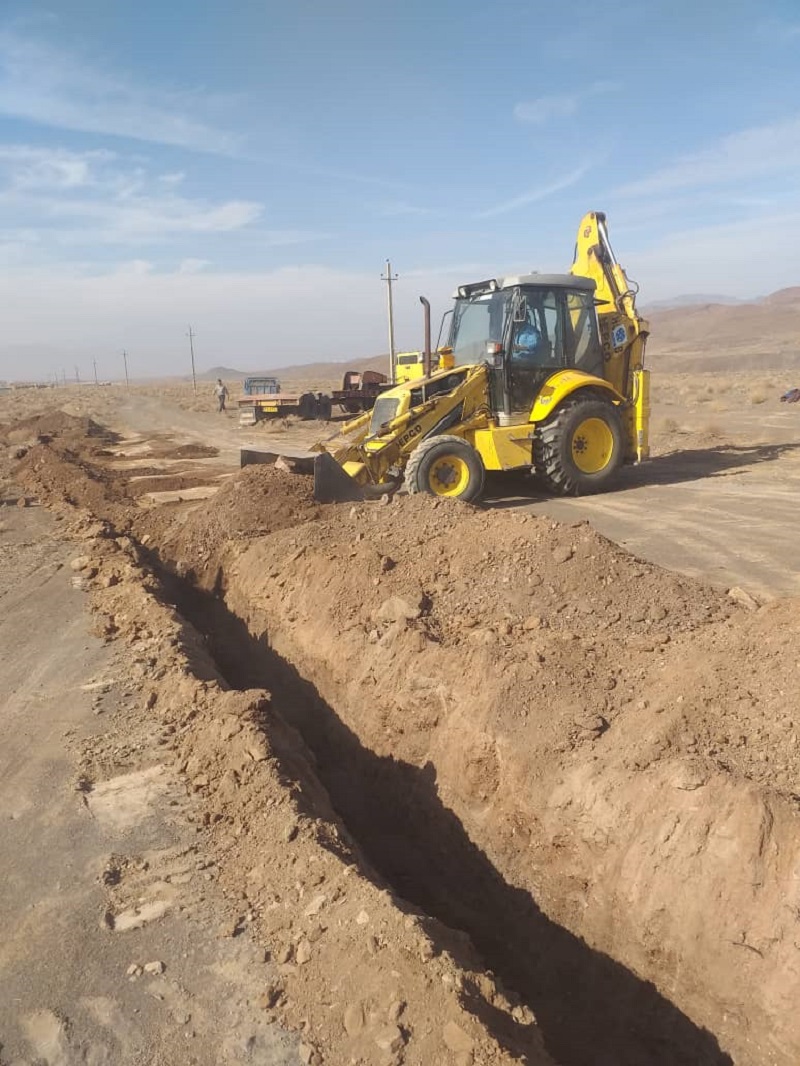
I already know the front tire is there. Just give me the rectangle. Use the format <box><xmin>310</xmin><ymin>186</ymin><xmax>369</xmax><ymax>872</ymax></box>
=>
<box><xmin>405</xmin><ymin>434</ymin><xmax>485</xmax><ymax>502</ymax></box>
<box><xmin>534</xmin><ymin>396</ymin><xmax>624</xmax><ymax>496</ymax></box>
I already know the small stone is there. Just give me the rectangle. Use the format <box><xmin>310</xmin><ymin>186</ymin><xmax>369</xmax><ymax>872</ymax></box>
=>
<box><xmin>728</xmin><ymin>586</ymin><xmax>759</xmax><ymax>611</ymax></box>
<box><xmin>552</xmin><ymin>545</ymin><xmax>574</xmax><ymax>564</ymax></box>
<box><xmin>126</xmin><ymin>963</ymin><xmax>143</xmax><ymax>978</ymax></box>
<box><xmin>380</xmin><ymin>556</ymin><xmax>395</xmax><ymax>573</ymax></box>
<box><xmin>145</xmin><ymin>691</ymin><xmax>157</xmax><ymax>710</ymax></box>
<box><xmin>374</xmin><ymin>1025</ymin><xmax>405</xmax><ymax>1054</ymax></box>
<box><xmin>284</xmin><ymin>820</ymin><xmax>299</xmax><ymax>843</ymax></box>
<box><xmin>343</xmin><ymin>1003</ymin><xmax>365</xmax><ymax>1036</ymax></box>
<box><xmin>295</xmin><ymin>938</ymin><xmax>312</xmax><ymax>965</ymax></box>
<box><xmin>70</xmin><ymin>555</ymin><xmax>92</xmax><ymax>572</ymax></box>
<box><xmin>355</xmin><ymin>910</ymin><xmax>370</xmax><ymax>925</ymax></box>
<box><xmin>16</xmin><ymin>495</ymin><xmax>30</xmax><ymax>507</ymax></box>
<box><xmin>375</xmin><ymin>595</ymin><xmax>422</xmax><ymax>623</ymax></box>
<box><xmin>277</xmin><ymin>944</ymin><xmax>294</xmax><ymax>965</ymax></box>
<box><xmin>303</xmin><ymin>893</ymin><xmax>326</xmax><ymax>917</ymax></box>
<box><xmin>443</xmin><ymin>1021</ymin><xmax>474</xmax><ymax>1054</ymax></box>
<box><xmin>418</xmin><ymin>938</ymin><xmax>434</xmax><ymax>962</ymax></box>
<box><xmin>259</xmin><ymin>984</ymin><xmax>283</xmax><ymax>1010</ymax></box>
<box><xmin>143</xmin><ymin>960</ymin><xmax>165</xmax><ymax>975</ymax></box>
<box><xmin>387</xmin><ymin>999</ymin><xmax>406</xmax><ymax>1023</ymax></box>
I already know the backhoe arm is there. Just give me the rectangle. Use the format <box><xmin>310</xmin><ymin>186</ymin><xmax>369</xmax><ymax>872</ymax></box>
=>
<box><xmin>572</xmin><ymin>211</ymin><xmax>650</xmax><ymax>460</ymax></box>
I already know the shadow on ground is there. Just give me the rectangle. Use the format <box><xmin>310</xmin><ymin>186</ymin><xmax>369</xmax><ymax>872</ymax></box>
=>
<box><xmin>480</xmin><ymin>440</ymin><xmax>800</xmax><ymax>508</ymax></box>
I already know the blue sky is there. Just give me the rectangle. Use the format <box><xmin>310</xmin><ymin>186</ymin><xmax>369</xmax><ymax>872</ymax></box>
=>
<box><xmin>1</xmin><ymin>0</ymin><xmax>799</xmax><ymax>379</ymax></box>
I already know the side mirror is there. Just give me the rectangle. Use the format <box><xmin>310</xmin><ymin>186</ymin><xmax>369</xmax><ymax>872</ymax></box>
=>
<box><xmin>513</xmin><ymin>297</ymin><xmax>528</xmax><ymax>323</ymax></box>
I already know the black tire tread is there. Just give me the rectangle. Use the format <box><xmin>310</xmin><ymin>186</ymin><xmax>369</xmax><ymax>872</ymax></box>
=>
<box><xmin>534</xmin><ymin>395</ymin><xmax>623</xmax><ymax>496</ymax></box>
<box><xmin>405</xmin><ymin>434</ymin><xmax>484</xmax><ymax>502</ymax></box>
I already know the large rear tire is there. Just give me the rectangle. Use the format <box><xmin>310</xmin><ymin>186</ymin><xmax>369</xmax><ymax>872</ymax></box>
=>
<box><xmin>298</xmin><ymin>393</ymin><xmax>317</xmax><ymax>420</ymax></box>
<box><xmin>534</xmin><ymin>395</ymin><xmax>624</xmax><ymax>496</ymax></box>
<box><xmin>405</xmin><ymin>434</ymin><xmax>485</xmax><ymax>502</ymax></box>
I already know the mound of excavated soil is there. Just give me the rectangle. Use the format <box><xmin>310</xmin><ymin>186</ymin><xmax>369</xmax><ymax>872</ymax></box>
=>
<box><xmin>155</xmin><ymin>464</ymin><xmax>321</xmax><ymax>566</ymax></box>
<box><xmin>0</xmin><ymin>408</ymin><xmax>112</xmax><ymax>446</ymax></box>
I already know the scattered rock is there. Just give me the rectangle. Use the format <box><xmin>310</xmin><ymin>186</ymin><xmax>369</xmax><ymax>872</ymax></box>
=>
<box><xmin>144</xmin><ymin>960</ymin><xmax>165</xmax><ymax>975</ymax></box>
<box><xmin>374</xmin><ymin>1025</ymin><xmax>405</xmax><ymax>1054</ymax></box>
<box><xmin>442</xmin><ymin>1020</ymin><xmax>473</xmax><ymax>1054</ymax></box>
<box><xmin>552</xmin><ymin>545</ymin><xmax>574</xmax><ymax>564</ymax></box>
<box><xmin>375</xmin><ymin>595</ymin><xmax>422</xmax><ymax>623</ymax></box>
<box><xmin>343</xmin><ymin>1002</ymin><xmax>365</xmax><ymax>1036</ymax></box>
<box><xmin>728</xmin><ymin>586</ymin><xmax>759</xmax><ymax>611</ymax></box>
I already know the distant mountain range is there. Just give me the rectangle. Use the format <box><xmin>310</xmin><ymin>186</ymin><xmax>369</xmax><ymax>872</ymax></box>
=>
<box><xmin>643</xmin><ymin>294</ymin><xmax>745</xmax><ymax>311</ymax></box>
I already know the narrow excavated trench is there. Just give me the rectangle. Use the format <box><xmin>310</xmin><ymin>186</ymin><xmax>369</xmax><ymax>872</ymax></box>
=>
<box><xmin>157</xmin><ymin>563</ymin><xmax>732</xmax><ymax>1066</ymax></box>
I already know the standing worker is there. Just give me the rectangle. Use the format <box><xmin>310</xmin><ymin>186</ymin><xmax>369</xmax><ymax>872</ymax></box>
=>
<box><xmin>214</xmin><ymin>378</ymin><xmax>229</xmax><ymax>413</ymax></box>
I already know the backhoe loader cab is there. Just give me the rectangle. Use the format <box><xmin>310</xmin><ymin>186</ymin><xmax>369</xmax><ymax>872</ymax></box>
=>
<box><xmin>309</xmin><ymin>211</ymin><xmax>650</xmax><ymax>503</ymax></box>
<box><xmin>448</xmin><ymin>274</ymin><xmax>606</xmax><ymax>423</ymax></box>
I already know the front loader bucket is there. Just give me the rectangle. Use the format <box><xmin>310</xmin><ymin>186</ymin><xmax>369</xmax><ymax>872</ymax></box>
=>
<box><xmin>313</xmin><ymin>452</ymin><xmax>365</xmax><ymax>504</ymax></box>
<box><xmin>240</xmin><ymin>448</ymin><xmax>279</xmax><ymax>468</ymax></box>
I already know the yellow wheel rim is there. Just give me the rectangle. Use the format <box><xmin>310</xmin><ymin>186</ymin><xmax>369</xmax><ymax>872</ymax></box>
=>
<box><xmin>427</xmin><ymin>454</ymin><xmax>471</xmax><ymax>497</ymax></box>
<box><xmin>571</xmin><ymin>417</ymin><xmax>615</xmax><ymax>474</ymax></box>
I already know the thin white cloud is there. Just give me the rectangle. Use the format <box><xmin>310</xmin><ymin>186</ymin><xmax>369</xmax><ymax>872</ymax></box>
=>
<box><xmin>514</xmin><ymin>81</ymin><xmax>619</xmax><ymax>125</ymax></box>
<box><xmin>476</xmin><ymin>164</ymin><xmax>591</xmax><ymax>219</ymax></box>
<box><xmin>0</xmin><ymin>144</ymin><xmax>113</xmax><ymax>189</ymax></box>
<box><xmin>178</xmin><ymin>257</ymin><xmax>212</xmax><ymax>274</ymax></box>
<box><xmin>0</xmin><ymin>30</ymin><xmax>240</xmax><ymax>155</ymax></box>
<box><xmin>617</xmin><ymin>115</ymin><xmax>800</xmax><ymax>197</ymax></box>
<box><xmin>46</xmin><ymin>195</ymin><xmax>264</xmax><ymax>238</ymax></box>
<box><xmin>159</xmin><ymin>172</ymin><xmax>186</xmax><ymax>186</ymax></box>
<box><xmin>0</xmin><ymin>142</ymin><xmax>267</xmax><ymax>247</ymax></box>
<box><xmin>623</xmin><ymin>211</ymin><xmax>800</xmax><ymax>300</ymax></box>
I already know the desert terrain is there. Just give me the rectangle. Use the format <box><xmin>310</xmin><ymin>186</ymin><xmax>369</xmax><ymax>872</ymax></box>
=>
<box><xmin>2</xmin><ymin>304</ymin><xmax>800</xmax><ymax>1066</ymax></box>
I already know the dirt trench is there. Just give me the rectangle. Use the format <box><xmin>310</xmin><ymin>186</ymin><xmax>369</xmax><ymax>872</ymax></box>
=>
<box><xmin>148</xmin><ymin>487</ymin><xmax>800</xmax><ymax>1066</ymax></box>
<box><xmin>155</xmin><ymin>567</ymin><xmax>731</xmax><ymax>1066</ymax></box>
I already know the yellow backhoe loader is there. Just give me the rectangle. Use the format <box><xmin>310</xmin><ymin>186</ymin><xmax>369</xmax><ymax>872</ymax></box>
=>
<box><xmin>244</xmin><ymin>211</ymin><xmax>650</xmax><ymax>504</ymax></box>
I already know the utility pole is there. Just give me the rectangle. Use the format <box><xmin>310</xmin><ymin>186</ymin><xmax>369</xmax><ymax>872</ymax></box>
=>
<box><xmin>93</xmin><ymin>358</ymin><xmax>99</xmax><ymax>386</ymax></box>
<box><xmin>381</xmin><ymin>260</ymin><xmax>398</xmax><ymax>384</ymax></box>
<box><xmin>122</xmin><ymin>350</ymin><xmax>130</xmax><ymax>389</ymax></box>
<box><xmin>187</xmin><ymin>325</ymin><xmax>197</xmax><ymax>393</ymax></box>
<box><xmin>74</xmin><ymin>365</ymin><xmax>80</xmax><ymax>387</ymax></box>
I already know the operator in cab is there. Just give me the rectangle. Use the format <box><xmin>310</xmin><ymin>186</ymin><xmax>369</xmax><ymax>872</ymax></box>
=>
<box><xmin>512</xmin><ymin>315</ymin><xmax>541</xmax><ymax>362</ymax></box>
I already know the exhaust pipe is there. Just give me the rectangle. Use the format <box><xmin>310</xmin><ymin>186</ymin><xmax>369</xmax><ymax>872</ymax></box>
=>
<box><xmin>420</xmin><ymin>296</ymin><xmax>432</xmax><ymax>377</ymax></box>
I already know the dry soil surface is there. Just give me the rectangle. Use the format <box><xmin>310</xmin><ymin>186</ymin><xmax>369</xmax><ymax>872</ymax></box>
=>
<box><xmin>2</xmin><ymin>377</ymin><xmax>800</xmax><ymax>1066</ymax></box>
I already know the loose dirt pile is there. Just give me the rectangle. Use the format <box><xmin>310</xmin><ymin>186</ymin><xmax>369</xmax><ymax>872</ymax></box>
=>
<box><xmin>9</xmin><ymin>412</ymin><xmax>800</xmax><ymax>1066</ymax></box>
<box><xmin>159</xmin><ymin>464</ymin><xmax>321</xmax><ymax>566</ymax></box>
